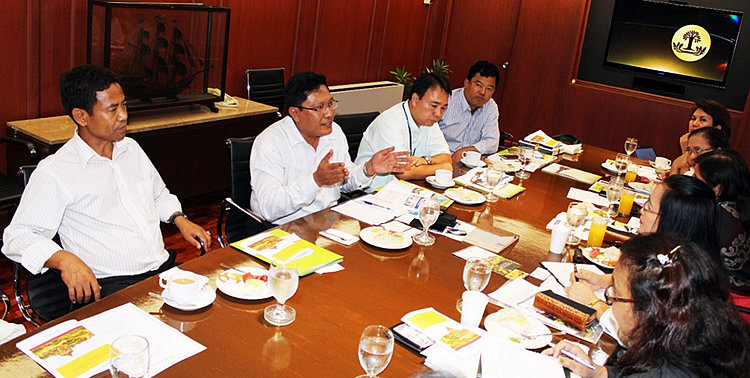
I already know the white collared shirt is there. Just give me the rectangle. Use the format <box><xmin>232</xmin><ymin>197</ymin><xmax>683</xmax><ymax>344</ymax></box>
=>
<box><xmin>2</xmin><ymin>132</ymin><xmax>180</xmax><ymax>278</ymax></box>
<box><xmin>438</xmin><ymin>87</ymin><xmax>500</xmax><ymax>154</ymax></box>
<box><xmin>250</xmin><ymin>116</ymin><xmax>372</xmax><ymax>224</ymax></box>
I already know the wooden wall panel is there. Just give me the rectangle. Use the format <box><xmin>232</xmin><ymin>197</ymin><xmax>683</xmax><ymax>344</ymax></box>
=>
<box><xmin>439</xmin><ymin>0</ymin><xmax>521</xmax><ymax>105</ymax></box>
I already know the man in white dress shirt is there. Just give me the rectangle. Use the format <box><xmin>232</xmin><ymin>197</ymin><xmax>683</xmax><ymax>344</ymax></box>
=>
<box><xmin>2</xmin><ymin>65</ymin><xmax>211</xmax><ymax>306</ymax></box>
<box><xmin>250</xmin><ymin>71</ymin><xmax>407</xmax><ymax>224</ymax></box>
<box><xmin>438</xmin><ymin>61</ymin><xmax>500</xmax><ymax>163</ymax></box>
<box><xmin>355</xmin><ymin>72</ymin><xmax>453</xmax><ymax>190</ymax></box>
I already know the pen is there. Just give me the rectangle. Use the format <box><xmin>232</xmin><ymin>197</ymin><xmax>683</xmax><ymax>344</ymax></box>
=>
<box><xmin>548</xmin><ymin>342</ymin><xmax>596</xmax><ymax>370</ymax></box>
<box><xmin>573</xmin><ymin>263</ymin><xmax>580</xmax><ymax>282</ymax></box>
<box><xmin>363</xmin><ymin>200</ymin><xmax>392</xmax><ymax>211</ymax></box>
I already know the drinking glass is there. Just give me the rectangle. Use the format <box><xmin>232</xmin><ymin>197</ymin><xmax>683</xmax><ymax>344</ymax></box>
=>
<box><xmin>413</xmin><ymin>199</ymin><xmax>440</xmax><ymax>246</ymax></box>
<box><xmin>606</xmin><ymin>178</ymin><xmax>624</xmax><ymax>218</ymax></box>
<box><xmin>457</xmin><ymin>257</ymin><xmax>492</xmax><ymax>311</ymax></box>
<box><xmin>264</xmin><ymin>260</ymin><xmax>299</xmax><ymax>326</ymax></box>
<box><xmin>357</xmin><ymin>325</ymin><xmax>394</xmax><ymax>378</ymax></box>
<box><xmin>614</xmin><ymin>153</ymin><xmax>629</xmax><ymax>176</ymax></box>
<box><xmin>110</xmin><ymin>335</ymin><xmax>149</xmax><ymax>378</ymax></box>
<box><xmin>515</xmin><ymin>146</ymin><xmax>533</xmax><ymax>179</ymax></box>
<box><xmin>484</xmin><ymin>164</ymin><xmax>505</xmax><ymax>203</ymax></box>
<box><xmin>566</xmin><ymin>202</ymin><xmax>587</xmax><ymax>245</ymax></box>
<box><xmin>624</xmin><ymin>137</ymin><xmax>638</xmax><ymax>157</ymax></box>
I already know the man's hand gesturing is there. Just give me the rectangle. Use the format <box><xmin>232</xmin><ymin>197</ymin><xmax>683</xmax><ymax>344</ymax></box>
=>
<box><xmin>313</xmin><ymin>149</ymin><xmax>349</xmax><ymax>186</ymax></box>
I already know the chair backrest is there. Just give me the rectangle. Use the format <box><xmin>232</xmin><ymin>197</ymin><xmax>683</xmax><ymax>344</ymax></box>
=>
<box><xmin>246</xmin><ymin>68</ymin><xmax>285</xmax><ymax>110</ymax></box>
<box><xmin>334</xmin><ymin>111</ymin><xmax>379</xmax><ymax>161</ymax></box>
<box><xmin>217</xmin><ymin>137</ymin><xmax>274</xmax><ymax>247</ymax></box>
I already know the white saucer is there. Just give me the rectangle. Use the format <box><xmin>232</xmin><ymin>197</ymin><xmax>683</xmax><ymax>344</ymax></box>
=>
<box><xmin>649</xmin><ymin>161</ymin><xmax>670</xmax><ymax>171</ymax></box>
<box><xmin>426</xmin><ymin>176</ymin><xmax>455</xmax><ymax>189</ymax></box>
<box><xmin>162</xmin><ymin>286</ymin><xmax>216</xmax><ymax>311</ymax></box>
<box><xmin>443</xmin><ymin>187</ymin><xmax>486</xmax><ymax>205</ymax></box>
<box><xmin>461</xmin><ymin>158</ymin><xmax>486</xmax><ymax>168</ymax></box>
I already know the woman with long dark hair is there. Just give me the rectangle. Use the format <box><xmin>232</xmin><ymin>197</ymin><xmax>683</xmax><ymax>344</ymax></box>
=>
<box><xmin>545</xmin><ymin>234</ymin><xmax>750</xmax><ymax>377</ymax></box>
<box><xmin>567</xmin><ymin>175</ymin><xmax>721</xmax><ymax>319</ymax></box>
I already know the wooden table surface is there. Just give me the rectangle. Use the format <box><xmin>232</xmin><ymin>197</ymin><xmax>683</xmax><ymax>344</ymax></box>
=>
<box><xmin>0</xmin><ymin>145</ymin><xmax>631</xmax><ymax>377</ymax></box>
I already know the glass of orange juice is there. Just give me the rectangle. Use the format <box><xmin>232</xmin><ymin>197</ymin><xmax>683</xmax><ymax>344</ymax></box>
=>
<box><xmin>624</xmin><ymin>162</ymin><xmax>637</xmax><ymax>183</ymax></box>
<box><xmin>587</xmin><ymin>215</ymin><xmax>608</xmax><ymax>248</ymax></box>
<box><xmin>618</xmin><ymin>189</ymin><xmax>636</xmax><ymax>216</ymax></box>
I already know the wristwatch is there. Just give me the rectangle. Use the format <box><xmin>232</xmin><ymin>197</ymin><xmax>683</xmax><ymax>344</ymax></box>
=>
<box><xmin>170</xmin><ymin>212</ymin><xmax>188</xmax><ymax>224</ymax></box>
<box><xmin>422</xmin><ymin>156</ymin><xmax>433</xmax><ymax>165</ymax></box>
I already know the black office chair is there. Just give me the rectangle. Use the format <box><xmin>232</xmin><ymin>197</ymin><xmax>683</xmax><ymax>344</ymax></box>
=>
<box><xmin>0</xmin><ymin>289</ymin><xmax>9</xmax><ymax>320</ymax></box>
<box><xmin>334</xmin><ymin>111</ymin><xmax>379</xmax><ymax>161</ymax></box>
<box><xmin>0</xmin><ymin>137</ymin><xmax>38</xmax><ymax>217</ymax></box>
<box><xmin>246</xmin><ymin>68</ymin><xmax>285</xmax><ymax>116</ymax></box>
<box><xmin>552</xmin><ymin>133</ymin><xmax>581</xmax><ymax>145</ymax></box>
<box><xmin>217</xmin><ymin>137</ymin><xmax>274</xmax><ymax>247</ymax></box>
<box><xmin>499</xmin><ymin>131</ymin><xmax>514</xmax><ymax>148</ymax></box>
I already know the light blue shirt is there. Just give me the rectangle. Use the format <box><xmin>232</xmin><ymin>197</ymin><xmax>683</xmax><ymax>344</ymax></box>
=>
<box><xmin>355</xmin><ymin>101</ymin><xmax>450</xmax><ymax>190</ymax></box>
<box><xmin>438</xmin><ymin>87</ymin><xmax>499</xmax><ymax>154</ymax></box>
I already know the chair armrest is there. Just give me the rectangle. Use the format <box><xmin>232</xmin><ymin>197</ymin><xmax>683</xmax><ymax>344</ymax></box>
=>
<box><xmin>0</xmin><ymin>137</ymin><xmax>38</xmax><ymax>164</ymax></box>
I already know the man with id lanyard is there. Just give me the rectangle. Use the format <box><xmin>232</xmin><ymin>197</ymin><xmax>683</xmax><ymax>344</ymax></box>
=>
<box><xmin>355</xmin><ymin>72</ymin><xmax>453</xmax><ymax>190</ymax></box>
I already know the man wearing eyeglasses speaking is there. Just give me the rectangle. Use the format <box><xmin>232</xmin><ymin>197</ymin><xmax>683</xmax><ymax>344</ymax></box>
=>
<box><xmin>250</xmin><ymin>71</ymin><xmax>408</xmax><ymax>224</ymax></box>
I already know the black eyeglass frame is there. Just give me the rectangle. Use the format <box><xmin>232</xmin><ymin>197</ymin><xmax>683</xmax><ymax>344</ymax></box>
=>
<box><xmin>294</xmin><ymin>99</ymin><xmax>339</xmax><ymax>112</ymax></box>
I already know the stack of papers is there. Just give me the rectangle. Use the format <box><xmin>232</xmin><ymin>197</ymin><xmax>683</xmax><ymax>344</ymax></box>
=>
<box><xmin>401</xmin><ymin>308</ymin><xmax>565</xmax><ymax>377</ymax></box>
<box><xmin>490</xmin><ymin>147</ymin><xmax>556</xmax><ymax>173</ymax></box>
<box><xmin>16</xmin><ymin>303</ymin><xmax>204</xmax><ymax>378</ymax></box>
<box><xmin>231</xmin><ymin>229</ymin><xmax>343</xmax><ymax>276</ymax></box>
<box><xmin>542</xmin><ymin>163</ymin><xmax>602</xmax><ymax>184</ymax></box>
<box><xmin>520</xmin><ymin>130</ymin><xmax>583</xmax><ymax>155</ymax></box>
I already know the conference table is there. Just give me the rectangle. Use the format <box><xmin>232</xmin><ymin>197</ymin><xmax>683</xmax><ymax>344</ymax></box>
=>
<box><xmin>0</xmin><ymin>145</ymin><xmax>634</xmax><ymax>377</ymax></box>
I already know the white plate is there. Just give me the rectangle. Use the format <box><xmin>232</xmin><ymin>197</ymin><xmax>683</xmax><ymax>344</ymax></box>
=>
<box><xmin>501</xmin><ymin>161</ymin><xmax>520</xmax><ymax>173</ymax></box>
<box><xmin>426</xmin><ymin>176</ymin><xmax>455</xmax><ymax>189</ymax></box>
<box><xmin>582</xmin><ymin>246</ymin><xmax>621</xmax><ymax>269</ymax></box>
<box><xmin>360</xmin><ymin>226</ymin><xmax>413</xmax><ymax>249</ymax></box>
<box><xmin>443</xmin><ymin>187</ymin><xmax>486</xmax><ymax>205</ymax></box>
<box><xmin>628</xmin><ymin>182</ymin><xmax>656</xmax><ymax>195</ymax></box>
<box><xmin>484</xmin><ymin>308</ymin><xmax>553</xmax><ymax>349</ymax></box>
<box><xmin>600</xmin><ymin>160</ymin><xmax>619</xmax><ymax>173</ymax></box>
<box><xmin>216</xmin><ymin>267</ymin><xmax>272</xmax><ymax>300</ymax></box>
<box><xmin>162</xmin><ymin>286</ymin><xmax>216</xmax><ymax>311</ymax></box>
<box><xmin>462</xmin><ymin>158</ymin><xmax>486</xmax><ymax>168</ymax></box>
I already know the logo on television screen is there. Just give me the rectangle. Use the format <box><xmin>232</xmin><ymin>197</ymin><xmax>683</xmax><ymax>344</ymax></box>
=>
<box><xmin>672</xmin><ymin>25</ymin><xmax>711</xmax><ymax>62</ymax></box>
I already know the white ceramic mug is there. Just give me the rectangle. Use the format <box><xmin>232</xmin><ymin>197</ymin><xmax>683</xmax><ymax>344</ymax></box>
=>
<box><xmin>654</xmin><ymin>157</ymin><xmax>671</xmax><ymax>169</ymax></box>
<box><xmin>159</xmin><ymin>271</ymin><xmax>199</xmax><ymax>304</ymax></box>
<box><xmin>434</xmin><ymin>169</ymin><xmax>452</xmax><ymax>185</ymax></box>
<box><xmin>462</xmin><ymin>151</ymin><xmax>481</xmax><ymax>165</ymax></box>
<box><xmin>460</xmin><ymin>291</ymin><xmax>489</xmax><ymax>328</ymax></box>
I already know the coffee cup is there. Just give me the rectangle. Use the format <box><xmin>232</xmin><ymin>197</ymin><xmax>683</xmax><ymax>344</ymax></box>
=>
<box><xmin>654</xmin><ymin>157</ymin><xmax>671</xmax><ymax>169</ymax></box>
<box><xmin>462</xmin><ymin>151</ymin><xmax>481</xmax><ymax>166</ymax></box>
<box><xmin>434</xmin><ymin>169</ymin><xmax>452</xmax><ymax>186</ymax></box>
<box><xmin>160</xmin><ymin>271</ymin><xmax>200</xmax><ymax>304</ymax></box>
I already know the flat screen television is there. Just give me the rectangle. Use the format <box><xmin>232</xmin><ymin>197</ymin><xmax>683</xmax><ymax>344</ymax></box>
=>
<box><xmin>603</xmin><ymin>0</ymin><xmax>743</xmax><ymax>88</ymax></box>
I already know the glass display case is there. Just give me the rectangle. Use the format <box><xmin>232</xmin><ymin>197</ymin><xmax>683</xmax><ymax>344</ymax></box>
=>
<box><xmin>87</xmin><ymin>0</ymin><xmax>231</xmax><ymax>112</ymax></box>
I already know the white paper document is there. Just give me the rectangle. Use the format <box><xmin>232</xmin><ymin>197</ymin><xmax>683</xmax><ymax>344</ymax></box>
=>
<box><xmin>566</xmin><ymin>187</ymin><xmax>609</xmax><ymax>208</ymax></box>
<box><xmin>16</xmin><ymin>303</ymin><xmax>205</xmax><ymax>378</ymax></box>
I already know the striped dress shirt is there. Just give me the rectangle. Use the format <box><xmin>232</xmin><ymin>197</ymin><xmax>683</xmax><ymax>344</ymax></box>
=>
<box><xmin>2</xmin><ymin>132</ymin><xmax>180</xmax><ymax>278</ymax></box>
<box><xmin>438</xmin><ymin>87</ymin><xmax>500</xmax><ymax>154</ymax></box>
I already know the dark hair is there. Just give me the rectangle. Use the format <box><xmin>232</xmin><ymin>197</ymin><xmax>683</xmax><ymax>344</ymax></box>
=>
<box><xmin>657</xmin><ymin>175</ymin><xmax>721</xmax><ymax>255</ymax></box>
<box><xmin>284</xmin><ymin>71</ymin><xmax>328</xmax><ymax>109</ymax></box>
<box><xmin>59</xmin><ymin>65</ymin><xmax>120</xmax><ymax>124</ymax></box>
<box><xmin>688</xmin><ymin>126</ymin><xmax>731</xmax><ymax>150</ymax></box>
<box><xmin>466</xmin><ymin>61</ymin><xmax>500</xmax><ymax>82</ymax></box>
<box><xmin>692</xmin><ymin>98</ymin><xmax>731</xmax><ymax>138</ymax></box>
<box><xmin>615</xmin><ymin>234</ymin><xmax>750</xmax><ymax>376</ymax></box>
<box><xmin>409</xmin><ymin>72</ymin><xmax>450</xmax><ymax>99</ymax></box>
<box><xmin>695</xmin><ymin>149</ymin><xmax>750</xmax><ymax>231</ymax></box>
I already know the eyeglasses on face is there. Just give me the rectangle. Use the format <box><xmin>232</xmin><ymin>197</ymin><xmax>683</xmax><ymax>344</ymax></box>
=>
<box><xmin>295</xmin><ymin>99</ymin><xmax>339</xmax><ymax>113</ymax></box>
<box><xmin>604</xmin><ymin>285</ymin><xmax>636</xmax><ymax>305</ymax></box>
<box><xmin>684</xmin><ymin>147</ymin><xmax>714</xmax><ymax>155</ymax></box>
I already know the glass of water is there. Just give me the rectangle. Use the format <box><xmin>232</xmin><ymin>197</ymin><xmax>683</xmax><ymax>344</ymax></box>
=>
<box><xmin>457</xmin><ymin>257</ymin><xmax>492</xmax><ymax>311</ymax></box>
<box><xmin>566</xmin><ymin>202</ymin><xmax>587</xmax><ymax>245</ymax></box>
<box><xmin>484</xmin><ymin>163</ymin><xmax>505</xmax><ymax>203</ymax></box>
<box><xmin>357</xmin><ymin>325</ymin><xmax>394</xmax><ymax>378</ymax></box>
<box><xmin>264</xmin><ymin>260</ymin><xmax>300</xmax><ymax>326</ymax></box>
<box><xmin>110</xmin><ymin>335</ymin><xmax>149</xmax><ymax>378</ymax></box>
<box><xmin>606</xmin><ymin>178</ymin><xmax>624</xmax><ymax>218</ymax></box>
<box><xmin>515</xmin><ymin>146</ymin><xmax>533</xmax><ymax>179</ymax></box>
<box><xmin>413</xmin><ymin>199</ymin><xmax>440</xmax><ymax>246</ymax></box>
<box><xmin>624</xmin><ymin>137</ymin><xmax>638</xmax><ymax>157</ymax></box>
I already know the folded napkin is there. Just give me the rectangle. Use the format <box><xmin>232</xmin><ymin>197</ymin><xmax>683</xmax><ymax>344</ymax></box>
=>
<box><xmin>0</xmin><ymin>319</ymin><xmax>25</xmax><ymax>345</ymax></box>
<box><xmin>561</xmin><ymin>144</ymin><xmax>583</xmax><ymax>155</ymax></box>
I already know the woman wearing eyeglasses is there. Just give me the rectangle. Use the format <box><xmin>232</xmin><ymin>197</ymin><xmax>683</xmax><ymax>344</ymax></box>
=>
<box><xmin>670</xmin><ymin>126</ymin><xmax>731</xmax><ymax>176</ymax></box>
<box><xmin>670</xmin><ymin>99</ymin><xmax>731</xmax><ymax>176</ymax></box>
<box><xmin>567</xmin><ymin>175</ymin><xmax>720</xmax><ymax>320</ymax></box>
<box><xmin>544</xmin><ymin>234</ymin><xmax>750</xmax><ymax>377</ymax></box>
